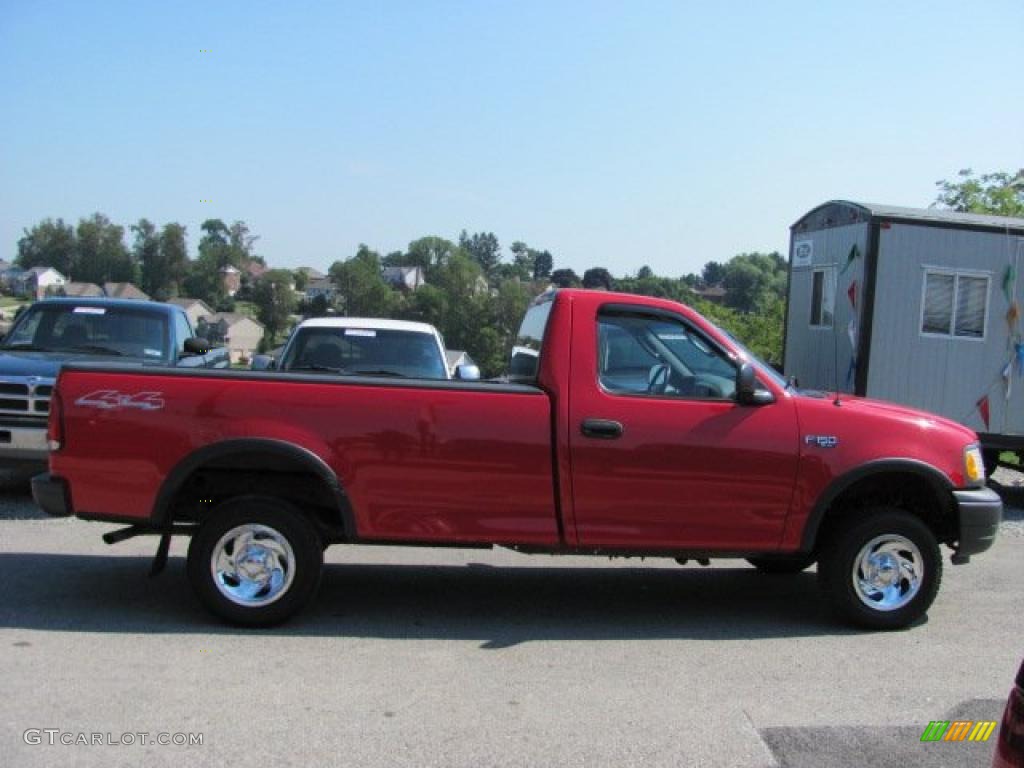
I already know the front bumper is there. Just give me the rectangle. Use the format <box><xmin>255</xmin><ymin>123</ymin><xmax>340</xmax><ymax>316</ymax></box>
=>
<box><xmin>0</xmin><ymin>423</ymin><xmax>49</xmax><ymax>462</ymax></box>
<box><xmin>953</xmin><ymin>486</ymin><xmax>1002</xmax><ymax>557</ymax></box>
<box><xmin>31</xmin><ymin>473</ymin><xmax>72</xmax><ymax>517</ymax></box>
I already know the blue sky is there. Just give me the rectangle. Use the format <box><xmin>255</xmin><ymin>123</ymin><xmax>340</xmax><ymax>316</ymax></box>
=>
<box><xmin>1</xmin><ymin>1</ymin><xmax>1021</xmax><ymax>278</ymax></box>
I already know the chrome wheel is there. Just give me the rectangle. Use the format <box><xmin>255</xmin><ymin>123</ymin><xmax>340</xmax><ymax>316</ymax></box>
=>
<box><xmin>211</xmin><ymin>524</ymin><xmax>296</xmax><ymax>607</ymax></box>
<box><xmin>851</xmin><ymin>534</ymin><xmax>923</xmax><ymax>612</ymax></box>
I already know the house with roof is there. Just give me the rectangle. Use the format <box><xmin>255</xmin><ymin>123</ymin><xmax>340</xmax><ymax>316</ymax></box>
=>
<box><xmin>167</xmin><ymin>297</ymin><xmax>215</xmax><ymax>329</ymax></box>
<box><xmin>296</xmin><ymin>266</ymin><xmax>326</xmax><ymax>281</ymax></box>
<box><xmin>305</xmin><ymin>277</ymin><xmax>337</xmax><ymax>303</ymax></box>
<box><xmin>103</xmin><ymin>282</ymin><xmax>150</xmax><ymax>300</ymax></box>
<box><xmin>197</xmin><ymin>312</ymin><xmax>265</xmax><ymax>364</ymax></box>
<box><xmin>382</xmin><ymin>266</ymin><xmax>427</xmax><ymax>292</ymax></box>
<box><xmin>13</xmin><ymin>267</ymin><xmax>68</xmax><ymax>299</ymax></box>
<box><xmin>243</xmin><ymin>261</ymin><xmax>267</xmax><ymax>281</ymax></box>
<box><xmin>691</xmin><ymin>284</ymin><xmax>727</xmax><ymax>304</ymax></box>
<box><xmin>61</xmin><ymin>282</ymin><xmax>105</xmax><ymax>298</ymax></box>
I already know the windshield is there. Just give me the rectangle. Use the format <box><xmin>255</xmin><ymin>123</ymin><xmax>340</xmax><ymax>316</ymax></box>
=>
<box><xmin>2</xmin><ymin>304</ymin><xmax>169</xmax><ymax>359</ymax></box>
<box><xmin>281</xmin><ymin>326</ymin><xmax>448</xmax><ymax>379</ymax></box>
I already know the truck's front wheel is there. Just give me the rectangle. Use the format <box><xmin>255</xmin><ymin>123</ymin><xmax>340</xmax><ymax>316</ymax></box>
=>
<box><xmin>817</xmin><ymin>508</ymin><xmax>941</xmax><ymax>630</ymax></box>
<box><xmin>186</xmin><ymin>496</ymin><xmax>323</xmax><ymax>627</ymax></box>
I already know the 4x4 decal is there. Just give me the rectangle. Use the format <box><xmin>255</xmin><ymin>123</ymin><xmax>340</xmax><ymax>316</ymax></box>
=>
<box><xmin>75</xmin><ymin>390</ymin><xmax>166</xmax><ymax>411</ymax></box>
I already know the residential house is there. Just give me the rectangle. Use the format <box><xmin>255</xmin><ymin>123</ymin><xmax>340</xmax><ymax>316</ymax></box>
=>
<box><xmin>692</xmin><ymin>284</ymin><xmax>727</xmax><ymax>304</ymax></box>
<box><xmin>61</xmin><ymin>282</ymin><xmax>104</xmax><ymax>298</ymax></box>
<box><xmin>198</xmin><ymin>312</ymin><xmax>265</xmax><ymax>364</ymax></box>
<box><xmin>382</xmin><ymin>266</ymin><xmax>427</xmax><ymax>292</ymax></box>
<box><xmin>167</xmin><ymin>298</ymin><xmax>215</xmax><ymax>329</ymax></box>
<box><xmin>220</xmin><ymin>266</ymin><xmax>241</xmax><ymax>297</ymax></box>
<box><xmin>244</xmin><ymin>261</ymin><xmax>267</xmax><ymax>281</ymax></box>
<box><xmin>296</xmin><ymin>266</ymin><xmax>326</xmax><ymax>281</ymax></box>
<box><xmin>305</xmin><ymin>277</ymin><xmax>337</xmax><ymax>303</ymax></box>
<box><xmin>103</xmin><ymin>282</ymin><xmax>150</xmax><ymax>300</ymax></box>
<box><xmin>15</xmin><ymin>267</ymin><xmax>68</xmax><ymax>299</ymax></box>
<box><xmin>0</xmin><ymin>264</ymin><xmax>25</xmax><ymax>291</ymax></box>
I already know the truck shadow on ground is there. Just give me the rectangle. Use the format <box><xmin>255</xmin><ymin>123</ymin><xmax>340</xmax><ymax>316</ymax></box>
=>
<box><xmin>0</xmin><ymin>552</ymin><xmax>893</xmax><ymax>644</ymax></box>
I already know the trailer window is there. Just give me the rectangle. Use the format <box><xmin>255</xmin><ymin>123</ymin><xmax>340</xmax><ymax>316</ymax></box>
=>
<box><xmin>920</xmin><ymin>270</ymin><xmax>989</xmax><ymax>339</ymax></box>
<box><xmin>809</xmin><ymin>268</ymin><xmax>835</xmax><ymax>328</ymax></box>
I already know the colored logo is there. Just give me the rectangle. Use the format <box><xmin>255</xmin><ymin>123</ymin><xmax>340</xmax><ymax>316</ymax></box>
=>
<box><xmin>920</xmin><ymin>720</ymin><xmax>997</xmax><ymax>742</ymax></box>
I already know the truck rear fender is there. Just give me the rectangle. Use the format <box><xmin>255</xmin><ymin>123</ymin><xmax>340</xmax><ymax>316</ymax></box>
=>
<box><xmin>152</xmin><ymin>438</ymin><xmax>356</xmax><ymax>542</ymax></box>
<box><xmin>801</xmin><ymin>459</ymin><xmax>956</xmax><ymax>551</ymax></box>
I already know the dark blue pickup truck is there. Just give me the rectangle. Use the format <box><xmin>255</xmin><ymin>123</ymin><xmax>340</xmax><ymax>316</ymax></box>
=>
<box><xmin>0</xmin><ymin>298</ymin><xmax>228</xmax><ymax>482</ymax></box>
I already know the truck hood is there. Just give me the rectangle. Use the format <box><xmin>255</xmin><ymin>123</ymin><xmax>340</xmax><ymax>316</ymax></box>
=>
<box><xmin>803</xmin><ymin>392</ymin><xmax>978</xmax><ymax>443</ymax></box>
<box><xmin>0</xmin><ymin>350</ymin><xmax>142</xmax><ymax>379</ymax></box>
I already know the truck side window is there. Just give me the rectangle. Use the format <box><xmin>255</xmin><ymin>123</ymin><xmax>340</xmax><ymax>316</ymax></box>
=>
<box><xmin>597</xmin><ymin>312</ymin><xmax>737</xmax><ymax>400</ymax></box>
<box><xmin>174</xmin><ymin>313</ymin><xmax>193</xmax><ymax>355</ymax></box>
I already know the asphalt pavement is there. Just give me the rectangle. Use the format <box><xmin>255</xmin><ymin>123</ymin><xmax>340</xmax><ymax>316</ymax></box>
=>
<box><xmin>1</xmin><ymin>473</ymin><xmax>1022</xmax><ymax>768</ymax></box>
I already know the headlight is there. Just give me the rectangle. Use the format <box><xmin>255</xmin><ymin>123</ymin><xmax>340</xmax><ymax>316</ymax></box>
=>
<box><xmin>964</xmin><ymin>444</ymin><xmax>985</xmax><ymax>486</ymax></box>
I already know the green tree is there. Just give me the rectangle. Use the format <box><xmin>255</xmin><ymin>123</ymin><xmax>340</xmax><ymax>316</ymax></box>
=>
<box><xmin>582</xmin><ymin>267</ymin><xmax>614</xmax><ymax>290</ymax></box>
<box><xmin>135</xmin><ymin>220</ymin><xmax>188</xmax><ymax>300</ymax></box>
<box><xmin>533</xmin><ymin>250</ymin><xmax>553</xmax><ymax>280</ymax></box>
<box><xmin>721</xmin><ymin>252</ymin><xmax>786</xmax><ymax>313</ymax></box>
<box><xmin>75</xmin><ymin>213</ymin><xmax>136</xmax><ymax>284</ymax></box>
<box><xmin>329</xmin><ymin>245</ymin><xmax>397</xmax><ymax>317</ymax></box>
<box><xmin>934</xmin><ymin>168</ymin><xmax>1024</xmax><ymax>217</ymax></box>
<box><xmin>550</xmin><ymin>268</ymin><xmax>580</xmax><ymax>288</ymax></box>
<box><xmin>701</xmin><ymin>261</ymin><xmax>725</xmax><ymax>286</ymax></box>
<box><xmin>406</xmin><ymin>236</ymin><xmax>456</xmax><ymax>280</ymax></box>
<box><xmin>252</xmin><ymin>269</ymin><xmax>295</xmax><ymax>343</ymax></box>
<box><xmin>459</xmin><ymin>230</ymin><xmax>501</xmax><ymax>279</ymax></box>
<box><xmin>16</xmin><ymin>218</ymin><xmax>77</xmax><ymax>275</ymax></box>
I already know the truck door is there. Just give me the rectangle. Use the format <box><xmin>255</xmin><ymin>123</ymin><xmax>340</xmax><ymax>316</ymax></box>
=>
<box><xmin>568</xmin><ymin>303</ymin><xmax>799</xmax><ymax>550</ymax></box>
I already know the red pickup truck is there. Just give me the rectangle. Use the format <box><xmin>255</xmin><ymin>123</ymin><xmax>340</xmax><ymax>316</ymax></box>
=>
<box><xmin>32</xmin><ymin>289</ymin><xmax>1002</xmax><ymax>628</ymax></box>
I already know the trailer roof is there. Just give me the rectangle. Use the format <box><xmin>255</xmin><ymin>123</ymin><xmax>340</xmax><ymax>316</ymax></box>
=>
<box><xmin>792</xmin><ymin>200</ymin><xmax>1024</xmax><ymax>235</ymax></box>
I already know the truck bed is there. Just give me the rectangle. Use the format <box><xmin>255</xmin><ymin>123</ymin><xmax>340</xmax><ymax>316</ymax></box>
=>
<box><xmin>52</xmin><ymin>365</ymin><xmax>561</xmax><ymax>545</ymax></box>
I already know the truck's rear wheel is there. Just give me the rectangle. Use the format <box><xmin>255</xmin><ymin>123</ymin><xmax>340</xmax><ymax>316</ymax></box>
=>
<box><xmin>817</xmin><ymin>508</ymin><xmax>941</xmax><ymax>630</ymax></box>
<box><xmin>746</xmin><ymin>554</ymin><xmax>816</xmax><ymax>574</ymax></box>
<box><xmin>186</xmin><ymin>496</ymin><xmax>323</xmax><ymax>627</ymax></box>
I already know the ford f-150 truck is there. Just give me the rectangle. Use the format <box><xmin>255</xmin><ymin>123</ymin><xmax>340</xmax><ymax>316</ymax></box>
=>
<box><xmin>32</xmin><ymin>289</ymin><xmax>1002</xmax><ymax>628</ymax></box>
<box><xmin>0</xmin><ymin>298</ymin><xmax>228</xmax><ymax>483</ymax></box>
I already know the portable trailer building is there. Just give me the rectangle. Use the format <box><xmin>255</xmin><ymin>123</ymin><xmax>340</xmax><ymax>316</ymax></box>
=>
<box><xmin>783</xmin><ymin>200</ymin><xmax>1024</xmax><ymax>468</ymax></box>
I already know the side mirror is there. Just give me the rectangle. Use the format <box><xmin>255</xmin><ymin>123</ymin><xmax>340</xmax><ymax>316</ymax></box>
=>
<box><xmin>454</xmin><ymin>364</ymin><xmax>481</xmax><ymax>381</ymax></box>
<box><xmin>251</xmin><ymin>354</ymin><xmax>276</xmax><ymax>371</ymax></box>
<box><xmin>183</xmin><ymin>337</ymin><xmax>212</xmax><ymax>356</ymax></box>
<box><xmin>736</xmin><ymin>363</ymin><xmax>774</xmax><ymax>405</ymax></box>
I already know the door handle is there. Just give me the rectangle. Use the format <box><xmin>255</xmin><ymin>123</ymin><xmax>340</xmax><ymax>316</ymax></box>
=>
<box><xmin>580</xmin><ymin>418</ymin><xmax>624</xmax><ymax>439</ymax></box>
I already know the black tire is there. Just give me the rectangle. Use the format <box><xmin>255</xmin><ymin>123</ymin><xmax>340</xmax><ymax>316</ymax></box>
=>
<box><xmin>746</xmin><ymin>554</ymin><xmax>816</xmax><ymax>574</ymax></box>
<box><xmin>187</xmin><ymin>496</ymin><xmax>323</xmax><ymax>627</ymax></box>
<box><xmin>817</xmin><ymin>508</ymin><xmax>941</xmax><ymax>630</ymax></box>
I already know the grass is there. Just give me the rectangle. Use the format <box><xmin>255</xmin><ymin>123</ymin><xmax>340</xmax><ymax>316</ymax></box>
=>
<box><xmin>1000</xmin><ymin>451</ymin><xmax>1021</xmax><ymax>466</ymax></box>
<box><xmin>0</xmin><ymin>296</ymin><xmax>27</xmax><ymax>308</ymax></box>
<box><xmin>233</xmin><ymin>301</ymin><xmax>259</xmax><ymax>319</ymax></box>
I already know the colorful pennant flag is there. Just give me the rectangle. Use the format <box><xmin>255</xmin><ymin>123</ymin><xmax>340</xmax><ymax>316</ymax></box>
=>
<box><xmin>847</xmin><ymin>280</ymin><xmax>858</xmax><ymax>310</ymax></box>
<box><xmin>839</xmin><ymin>244</ymin><xmax>860</xmax><ymax>276</ymax></box>
<box><xmin>976</xmin><ymin>395</ymin><xmax>991</xmax><ymax>430</ymax></box>
<box><xmin>1003</xmin><ymin>265</ymin><xmax>1017</xmax><ymax>303</ymax></box>
<box><xmin>1016</xmin><ymin>342</ymin><xmax>1024</xmax><ymax>377</ymax></box>
<box><xmin>1003</xmin><ymin>361</ymin><xmax>1013</xmax><ymax>400</ymax></box>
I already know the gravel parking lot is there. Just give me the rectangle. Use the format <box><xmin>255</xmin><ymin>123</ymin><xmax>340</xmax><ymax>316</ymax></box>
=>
<box><xmin>1</xmin><ymin>473</ymin><xmax>1022</xmax><ymax>768</ymax></box>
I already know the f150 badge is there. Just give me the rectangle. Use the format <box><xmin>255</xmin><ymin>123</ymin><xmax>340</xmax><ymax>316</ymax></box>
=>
<box><xmin>804</xmin><ymin>435</ymin><xmax>839</xmax><ymax>448</ymax></box>
<box><xmin>75</xmin><ymin>390</ymin><xmax>165</xmax><ymax>411</ymax></box>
